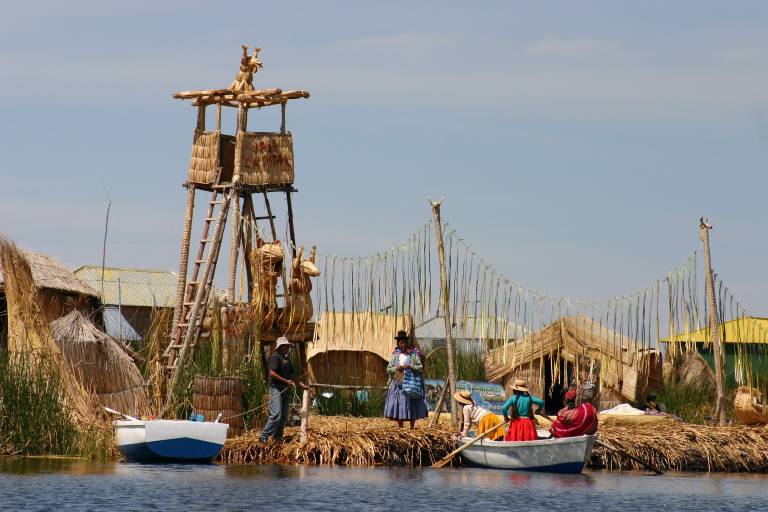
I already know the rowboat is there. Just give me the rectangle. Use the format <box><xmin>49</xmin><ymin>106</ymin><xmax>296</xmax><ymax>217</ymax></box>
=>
<box><xmin>459</xmin><ymin>434</ymin><xmax>596</xmax><ymax>474</ymax></box>
<box><xmin>114</xmin><ymin>419</ymin><xmax>229</xmax><ymax>463</ymax></box>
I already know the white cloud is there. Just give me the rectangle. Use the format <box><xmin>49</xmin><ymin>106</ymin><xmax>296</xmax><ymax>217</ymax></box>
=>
<box><xmin>525</xmin><ymin>37</ymin><xmax>612</xmax><ymax>58</ymax></box>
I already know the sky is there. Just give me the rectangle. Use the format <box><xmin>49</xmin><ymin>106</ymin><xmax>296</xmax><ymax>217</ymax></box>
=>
<box><xmin>1</xmin><ymin>1</ymin><xmax>767</xmax><ymax>311</ymax></box>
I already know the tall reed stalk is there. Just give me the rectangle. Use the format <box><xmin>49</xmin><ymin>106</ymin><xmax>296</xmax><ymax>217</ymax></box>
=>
<box><xmin>0</xmin><ymin>353</ymin><xmax>81</xmax><ymax>456</ymax></box>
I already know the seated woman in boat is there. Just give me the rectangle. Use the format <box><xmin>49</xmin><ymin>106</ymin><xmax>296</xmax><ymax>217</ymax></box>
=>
<box><xmin>453</xmin><ymin>390</ymin><xmax>505</xmax><ymax>441</ymax></box>
<box><xmin>551</xmin><ymin>389</ymin><xmax>598</xmax><ymax>438</ymax></box>
<box><xmin>501</xmin><ymin>379</ymin><xmax>545</xmax><ymax>441</ymax></box>
<box><xmin>383</xmin><ymin>331</ymin><xmax>428</xmax><ymax>429</ymax></box>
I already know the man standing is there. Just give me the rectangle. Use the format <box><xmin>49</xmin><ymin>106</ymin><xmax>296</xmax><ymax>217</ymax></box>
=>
<box><xmin>551</xmin><ymin>389</ymin><xmax>598</xmax><ymax>438</ymax></box>
<box><xmin>259</xmin><ymin>337</ymin><xmax>310</xmax><ymax>442</ymax></box>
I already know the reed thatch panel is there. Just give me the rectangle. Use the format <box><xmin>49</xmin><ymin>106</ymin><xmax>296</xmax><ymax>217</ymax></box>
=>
<box><xmin>308</xmin><ymin>350</ymin><xmax>388</xmax><ymax>387</ymax></box>
<box><xmin>310</xmin><ymin>312</ymin><xmax>413</xmax><ymax>363</ymax></box>
<box><xmin>50</xmin><ymin>310</ymin><xmax>150</xmax><ymax>417</ymax></box>
<box><xmin>0</xmin><ymin>250</ymin><xmax>98</xmax><ymax>298</ymax></box>
<box><xmin>188</xmin><ymin>130</ymin><xmax>221</xmax><ymax>184</ymax></box>
<box><xmin>234</xmin><ymin>132</ymin><xmax>294</xmax><ymax>186</ymax></box>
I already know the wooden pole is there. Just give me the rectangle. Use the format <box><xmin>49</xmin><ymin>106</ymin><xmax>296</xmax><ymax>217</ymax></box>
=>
<box><xmin>300</xmin><ymin>387</ymin><xmax>310</xmax><ymax>444</ymax></box>
<box><xmin>286</xmin><ymin>191</ymin><xmax>297</xmax><ymax>257</ymax></box>
<box><xmin>280</xmin><ymin>102</ymin><xmax>286</xmax><ymax>134</ymax></box>
<box><xmin>171</xmin><ymin>185</ymin><xmax>196</xmax><ymax>337</ymax></box>
<box><xmin>430</xmin><ymin>200</ymin><xmax>458</xmax><ymax>427</ymax></box>
<box><xmin>428</xmin><ymin>378</ymin><xmax>450</xmax><ymax>428</ymax></box>
<box><xmin>700</xmin><ymin>217</ymin><xmax>726</xmax><ymax>425</ymax></box>
<box><xmin>227</xmin><ymin>192</ymin><xmax>241</xmax><ymax>301</ymax></box>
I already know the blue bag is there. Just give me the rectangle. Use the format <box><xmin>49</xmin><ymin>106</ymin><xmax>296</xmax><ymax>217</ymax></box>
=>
<box><xmin>402</xmin><ymin>369</ymin><xmax>424</xmax><ymax>399</ymax></box>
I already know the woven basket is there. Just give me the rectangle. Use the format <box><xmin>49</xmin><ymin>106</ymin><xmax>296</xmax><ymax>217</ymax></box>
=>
<box><xmin>734</xmin><ymin>386</ymin><xmax>768</xmax><ymax>425</ymax></box>
<box><xmin>193</xmin><ymin>376</ymin><xmax>245</xmax><ymax>435</ymax></box>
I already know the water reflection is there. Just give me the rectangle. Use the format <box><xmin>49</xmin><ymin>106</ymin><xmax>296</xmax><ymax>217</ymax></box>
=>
<box><xmin>0</xmin><ymin>459</ymin><xmax>765</xmax><ymax>512</ymax></box>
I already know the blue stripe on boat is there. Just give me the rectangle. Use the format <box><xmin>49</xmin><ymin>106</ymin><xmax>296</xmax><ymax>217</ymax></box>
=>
<box><xmin>463</xmin><ymin>459</ymin><xmax>585</xmax><ymax>474</ymax></box>
<box><xmin>119</xmin><ymin>437</ymin><xmax>223</xmax><ymax>463</ymax></box>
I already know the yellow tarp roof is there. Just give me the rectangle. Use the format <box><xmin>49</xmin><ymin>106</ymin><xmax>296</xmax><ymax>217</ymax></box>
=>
<box><xmin>661</xmin><ymin>316</ymin><xmax>768</xmax><ymax>344</ymax></box>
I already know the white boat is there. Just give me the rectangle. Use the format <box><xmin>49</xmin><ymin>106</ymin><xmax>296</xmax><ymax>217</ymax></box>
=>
<box><xmin>114</xmin><ymin>419</ymin><xmax>229</xmax><ymax>463</ymax></box>
<box><xmin>460</xmin><ymin>434</ymin><xmax>596</xmax><ymax>474</ymax></box>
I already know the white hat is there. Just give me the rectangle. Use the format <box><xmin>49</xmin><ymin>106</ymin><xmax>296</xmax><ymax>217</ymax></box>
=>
<box><xmin>275</xmin><ymin>336</ymin><xmax>291</xmax><ymax>349</ymax></box>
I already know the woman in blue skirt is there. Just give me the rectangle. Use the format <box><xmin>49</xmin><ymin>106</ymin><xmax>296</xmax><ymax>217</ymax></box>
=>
<box><xmin>383</xmin><ymin>330</ymin><xmax>428</xmax><ymax>428</ymax></box>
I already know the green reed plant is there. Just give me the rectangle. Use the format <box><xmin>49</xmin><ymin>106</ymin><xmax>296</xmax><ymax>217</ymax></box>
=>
<box><xmin>0</xmin><ymin>353</ymin><xmax>81</xmax><ymax>456</ymax></box>
<box><xmin>658</xmin><ymin>377</ymin><xmax>736</xmax><ymax>424</ymax></box>
<box><xmin>313</xmin><ymin>386</ymin><xmax>387</xmax><ymax>417</ymax></box>
<box><xmin>423</xmin><ymin>348</ymin><xmax>486</xmax><ymax>382</ymax></box>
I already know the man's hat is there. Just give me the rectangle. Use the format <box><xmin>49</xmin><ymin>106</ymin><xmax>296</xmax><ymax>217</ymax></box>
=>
<box><xmin>394</xmin><ymin>330</ymin><xmax>410</xmax><ymax>341</ymax></box>
<box><xmin>275</xmin><ymin>336</ymin><xmax>291</xmax><ymax>349</ymax></box>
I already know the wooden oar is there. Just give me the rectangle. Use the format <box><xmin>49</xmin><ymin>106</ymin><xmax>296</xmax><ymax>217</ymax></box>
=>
<box><xmin>104</xmin><ymin>406</ymin><xmax>139</xmax><ymax>422</ymax></box>
<box><xmin>535</xmin><ymin>413</ymin><xmax>664</xmax><ymax>475</ymax></box>
<box><xmin>432</xmin><ymin>419</ymin><xmax>510</xmax><ymax>468</ymax></box>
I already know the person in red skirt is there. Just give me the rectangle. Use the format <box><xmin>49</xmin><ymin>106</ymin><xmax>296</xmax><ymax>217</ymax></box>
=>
<box><xmin>501</xmin><ymin>379</ymin><xmax>545</xmax><ymax>441</ymax></box>
<box><xmin>551</xmin><ymin>389</ymin><xmax>598</xmax><ymax>438</ymax></box>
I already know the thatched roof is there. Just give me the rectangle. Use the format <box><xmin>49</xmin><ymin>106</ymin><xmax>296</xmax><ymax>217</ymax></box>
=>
<box><xmin>485</xmin><ymin>316</ymin><xmax>634</xmax><ymax>382</ymax></box>
<box><xmin>0</xmin><ymin>249</ymin><xmax>97</xmax><ymax>297</ymax></box>
<box><xmin>309</xmin><ymin>312</ymin><xmax>413</xmax><ymax>363</ymax></box>
<box><xmin>485</xmin><ymin>316</ymin><xmax>662</xmax><ymax>404</ymax></box>
<box><xmin>51</xmin><ymin>310</ymin><xmax>150</xmax><ymax>416</ymax></box>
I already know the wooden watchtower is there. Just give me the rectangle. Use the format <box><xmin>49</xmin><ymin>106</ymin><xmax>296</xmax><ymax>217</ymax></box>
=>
<box><xmin>163</xmin><ymin>46</ymin><xmax>311</xmax><ymax>407</ymax></box>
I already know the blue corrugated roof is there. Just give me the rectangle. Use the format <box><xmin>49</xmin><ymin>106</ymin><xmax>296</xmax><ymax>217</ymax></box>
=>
<box><xmin>74</xmin><ymin>266</ymin><xmax>178</xmax><ymax>307</ymax></box>
<box><xmin>103</xmin><ymin>306</ymin><xmax>142</xmax><ymax>341</ymax></box>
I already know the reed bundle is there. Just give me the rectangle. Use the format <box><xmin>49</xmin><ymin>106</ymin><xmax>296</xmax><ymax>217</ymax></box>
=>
<box><xmin>50</xmin><ymin>310</ymin><xmax>150</xmax><ymax>417</ymax></box>
<box><xmin>592</xmin><ymin>423</ymin><xmax>768</xmax><ymax>472</ymax></box>
<box><xmin>221</xmin><ymin>417</ymin><xmax>454</xmax><ymax>466</ymax></box>
<box><xmin>0</xmin><ymin>238</ymin><xmax>95</xmax><ymax>422</ymax></box>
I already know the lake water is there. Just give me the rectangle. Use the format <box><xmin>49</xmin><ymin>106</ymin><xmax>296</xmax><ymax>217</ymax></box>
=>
<box><xmin>0</xmin><ymin>458</ymin><xmax>766</xmax><ymax>511</ymax></box>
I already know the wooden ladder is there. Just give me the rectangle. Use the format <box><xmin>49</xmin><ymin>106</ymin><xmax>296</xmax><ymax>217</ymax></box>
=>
<box><xmin>163</xmin><ymin>186</ymin><xmax>234</xmax><ymax>406</ymax></box>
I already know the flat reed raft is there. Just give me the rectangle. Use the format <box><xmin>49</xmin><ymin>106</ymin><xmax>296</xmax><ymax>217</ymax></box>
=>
<box><xmin>221</xmin><ymin>417</ymin><xmax>455</xmax><ymax>466</ymax></box>
<box><xmin>221</xmin><ymin>417</ymin><xmax>768</xmax><ymax>472</ymax></box>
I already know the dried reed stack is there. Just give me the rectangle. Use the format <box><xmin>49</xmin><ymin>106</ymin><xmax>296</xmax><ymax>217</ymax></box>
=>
<box><xmin>50</xmin><ymin>311</ymin><xmax>151</xmax><ymax>418</ymax></box>
<box><xmin>0</xmin><ymin>238</ymin><xmax>95</xmax><ymax>422</ymax></box>
<box><xmin>148</xmin><ymin>307</ymin><xmax>172</xmax><ymax>412</ymax></box>
<box><xmin>592</xmin><ymin>423</ymin><xmax>768</xmax><ymax>472</ymax></box>
<box><xmin>221</xmin><ymin>417</ymin><xmax>455</xmax><ymax>466</ymax></box>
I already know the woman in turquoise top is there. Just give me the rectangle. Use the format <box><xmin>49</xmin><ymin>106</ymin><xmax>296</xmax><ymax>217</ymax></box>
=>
<box><xmin>501</xmin><ymin>378</ymin><xmax>545</xmax><ymax>441</ymax></box>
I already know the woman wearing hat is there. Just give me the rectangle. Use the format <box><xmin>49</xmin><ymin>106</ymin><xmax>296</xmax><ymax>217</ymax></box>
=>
<box><xmin>500</xmin><ymin>379</ymin><xmax>545</xmax><ymax>441</ymax></box>
<box><xmin>454</xmin><ymin>390</ymin><xmax>505</xmax><ymax>441</ymax></box>
<box><xmin>383</xmin><ymin>330</ymin><xmax>428</xmax><ymax>428</ymax></box>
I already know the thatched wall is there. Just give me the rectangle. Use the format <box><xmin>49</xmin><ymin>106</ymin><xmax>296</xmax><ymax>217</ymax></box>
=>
<box><xmin>308</xmin><ymin>312</ymin><xmax>412</xmax><ymax>387</ymax></box>
<box><xmin>308</xmin><ymin>351</ymin><xmax>388</xmax><ymax>387</ymax></box>
<box><xmin>51</xmin><ymin>310</ymin><xmax>150</xmax><ymax>417</ymax></box>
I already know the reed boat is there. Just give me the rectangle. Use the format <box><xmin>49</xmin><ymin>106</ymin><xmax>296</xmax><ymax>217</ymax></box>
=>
<box><xmin>114</xmin><ymin>419</ymin><xmax>229</xmax><ymax>463</ymax></box>
<box><xmin>459</xmin><ymin>434</ymin><xmax>596</xmax><ymax>474</ymax></box>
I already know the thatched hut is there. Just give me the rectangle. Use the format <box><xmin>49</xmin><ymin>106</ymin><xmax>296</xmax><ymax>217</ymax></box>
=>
<box><xmin>0</xmin><ymin>249</ymin><xmax>99</xmax><ymax>326</ymax></box>
<box><xmin>308</xmin><ymin>312</ymin><xmax>413</xmax><ymax>388</ymax></box>
<box><xmin>485</xmin><ymin>316</ymin><xmax>663</xmax><ymax>411</ymax></box>
<box><xmin>51</xmin><ymin>310</ymin><xmax>151</xmax><ymax>417</ymax></box>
